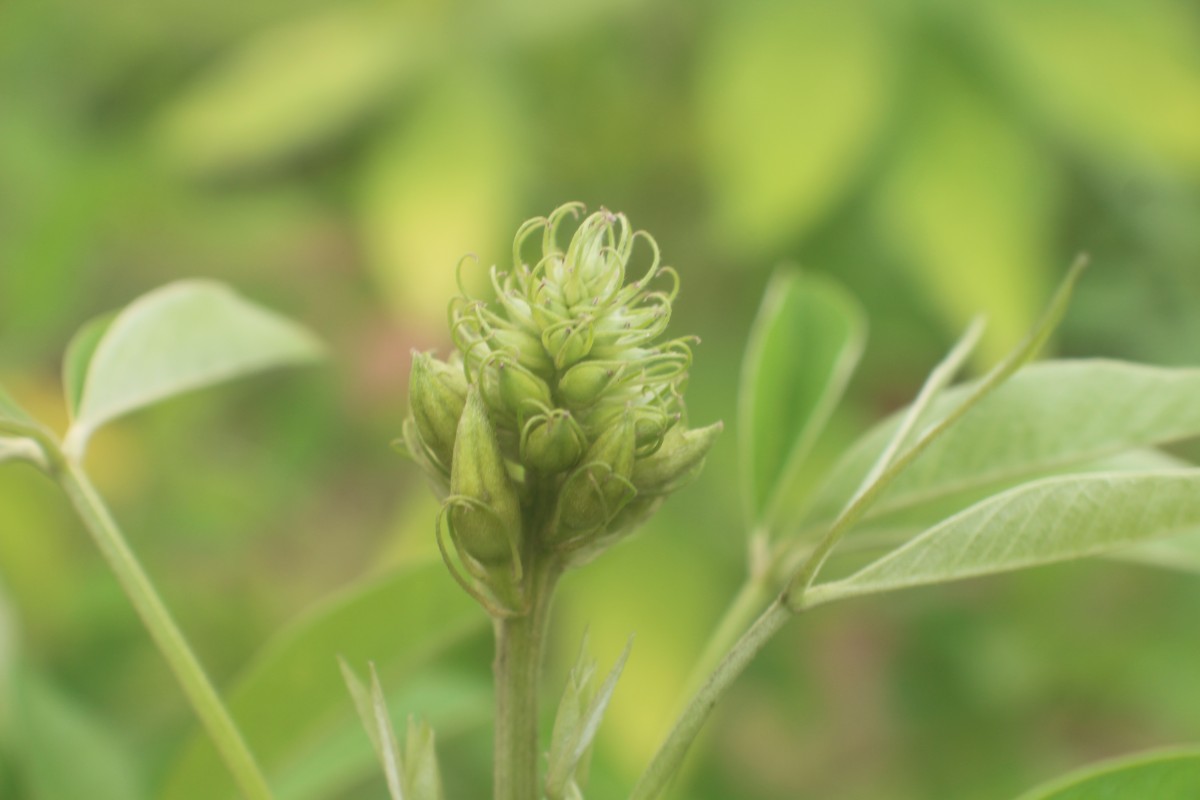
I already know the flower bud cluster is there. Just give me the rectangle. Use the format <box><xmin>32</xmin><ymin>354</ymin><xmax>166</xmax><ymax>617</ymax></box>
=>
<box><xmin>403</xmin><ymin>203</ymin><xmax>720</xmax><ymax>614</ymax></box>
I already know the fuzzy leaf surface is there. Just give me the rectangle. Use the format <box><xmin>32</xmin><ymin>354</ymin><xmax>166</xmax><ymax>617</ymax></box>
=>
<box><xmin>806</xmin><ymin>471</ymin><xmax>1200</xmax><ymax>606</ymax></box>
<box><xmin>806</xmin><ymin>361</ymin><xmax>1200</xmax><ymax>530</ymax></box>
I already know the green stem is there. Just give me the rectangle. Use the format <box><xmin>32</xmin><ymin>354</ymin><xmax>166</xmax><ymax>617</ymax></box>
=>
<box><xmin>629</xmin><ymin>598</ymin><xmax>793</xmax><ymax>800</ymax></box>
<box><xmin>55</xmin><ymin>460</ymin><xmax>274</xmax><ymax>800</ymax></box>
<box><xmin>680</xmin><ymin>574</ymin><xmax>774</xmax><ymax>705</ymax></box>
<box><xmin>494</xmin><ymin>555</ymin><xmax>560</xmax><ymax>800</ymax></box>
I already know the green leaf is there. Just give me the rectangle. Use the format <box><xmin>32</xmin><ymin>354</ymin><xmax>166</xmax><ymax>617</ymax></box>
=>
<box><xmin>874</xmin><ymin>67</ymin><xmax>1056</xmax><ymax>360</ymax></box>
<box><xmin>64</xmin><ymin>280</ymin><xmax>323</xmax><ymax>459</ymax></box>
<box><xmin>402</xmin><ymin>717</ymin><xmax>445</xmax><ymax>800</ymax></box>
<box><xmin>1117</xmin><ymin>530</ymin><xmax>1200</xmax><ymax>576</ymax></box>
<box><xmin>155</xmin><ymin>5</ymin><xmax>425</xmax><ymax>175</ymax></box>
<box><xmin>337</xmin><ymin>660</ymin><xmax>402</xmax><ymax>798</ymax></box>
<box><xmin>804</xmin><ymin>471</ymin><xmax>1200</xmax><ymax>608</ymax></box>
<box><xmin>0</xmin><ymin>386</ymin><xmax>50</xmax><ymax>468</ymax></box>
<box><xmin>739</xmin><ymin>269</ymin><xmax>866</xmax><ymax>531</ymax></box>
<box><xmin>0</xmin><ymin>386</ymin><xmax>32</xmax><ymax>426</ymax></box>
<box><xmin>368</xmin><ymin>665</ymin><xmax>406</xmax><ymax>800</ymax></box>
<box><xmin>161</xmin><ymin>559</ymin><xmax>487</xmax><ymax>800</ymax></box>
<box><xmin>1017</xmin><ymin>745</ymin><xmax>1200</xmax><ymax>800</ymax></box>
<box><xmin>359</xmin><ymin>73</ymin><xmax>524</xmax><ymax>326</ymax></box>
<box><xmin>698</xmin><ymin>0</ymin><xmax>890</xmax><ymax>251</ymax></box>
<box><xmin>62</xmin><ymin>313</ymin><xmax>114</xmax><ymax>420</ymax></box>
<box><xmin>978</xmin><ymin>0</ymin><xmax>1200</xmax><ymax>174</ymax></box>
<box><xmin>546</xmin><ymin>634</ymin><xmax>632</xmax><ymax>799</ymax></box>
<box><xmin>805</xmin><ymin>360</ymin><xmax>1200</xmax><ymax>530</ymax></box>
<box><xmin>11</xmin><ymin>669</ymin><xmax>146</xmax><ymax>800</ymax></box>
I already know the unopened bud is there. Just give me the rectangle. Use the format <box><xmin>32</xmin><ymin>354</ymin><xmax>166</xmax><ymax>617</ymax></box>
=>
<box><xmin>497</xmin><ymin>358</ymin><xmax>553</xmax><ymax>422</ymax></box>
<box><xmin>521</xmin><ymin>410</ymin><xmax>586</xmax><ymax>474</ymax></box>
<box><xmin>631</xmin><ymin>421</ymin><xmax>723</xmax><ymax>496</ymax></box>
<box><xmin>409</xmin><ymin>352</ymin><xmax>467</xmax><ymax>470</ymax></box>
<box><xmin>553</xmin><ymin>413</ymin><xmax>636</xmax><ymax>541</ymax></box>
<box><xmin>448</xmin><ymin>388</ymin><xmax>523</xmax><ymax>565</ymax></box>
<box><xmin>558</xmin><ymin>362</ymin><xmax>621</xmax><ymax>408</ymax></box>
<box><xmin>543</xmin><ymin>320</ymin><xmax>594</xmax><ymax>370</ymax></box>
<box><xmin>492</xmin><ymin>328</ymin><xmax>554</xmax><ymax>375</ymax></box>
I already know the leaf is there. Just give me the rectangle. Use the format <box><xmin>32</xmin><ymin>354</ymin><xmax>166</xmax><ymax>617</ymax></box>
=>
<box><xmin>64</xmin><ymin>280</ymin><xmax>323</xmax><ymax>458</ymax></box>
<box><xmin>874</xmin><ymin>66</ymin><xmax>1056</xmax><ymax>360</ymax></box>
<box><xmin>161</xmin><ymin>559</ymin><xmax>488</xmax><ymax>800</ymax></box>
<box><xmin>358</xmin><ymin>73</ymin><xmax>524</xmax><ymax>326</ymax></box>
<box><xmin>337</xmin><ymin>659</ymin><xmax>398</xmax><ymax>796</ymax></box>
<box><xmin>698</xmin><ymin>0</ymin><xmax>891</xmax><ymax>251</ymax></box>
<box><xmin>62</xmin><ymin>313</ymin><xmax>114</xmax><ymax>419</ymax></box>
<box><xmin>402</xmin><ymin>717</ymin><xmax>445</xmax><ymax>800</ymax></box>
<box><xmin>545</xmin><ymin>635</ymin><xmax>632</xmax><ymax>799</ymax></box>
<box><xmin>803</xmin><ymin>471</ymin><xmax>1200</xmax><ymax>608</ymax></box>
<box><xmin>11</xmin><ymin>669</ymin><xmax>146</xmax><ymax>800</ymax></box>
<box><xmin>739</xmin><ymin>269</ymin><xmax>866</xmax><ymax>531</ymax></box>
<box><xmin>368</xmin><ymin>665</ymin><xmax>406</xmax><ymax>800</ymax></box>
<box><xmin>0</xmin><ymin>385</ymin><xmax>34</xmax><ymax>428</ymax></box>
<box><xmin>977</xmin><ymin>0</ymin><xmax>1200</xmax><ymax>175</ymax></box>
<box><xmin>0</xmin><ymin>386</ymin><xmax>49</xmax><ymax>468</ymax></box>
<box><xmin>805</xmin><ymin>360</ymin><xmax>1200</xmax><ymax>530</ymax></box>
<box><xmin>1116</xmin><ymin>530</ymin><xmax>1200</xmax><ymax>576</ymax></box>
<box><xmin>155</xmin><ymin>5</ymin><xmax>426</xmax><ymax>175</ymax></box>
<box><xmin>1016</xmin><ymin>745</ymin><xmax>1200</xmax><ymax>800</ymax></box>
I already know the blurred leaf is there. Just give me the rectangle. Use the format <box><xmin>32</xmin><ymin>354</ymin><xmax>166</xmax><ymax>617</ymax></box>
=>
<box><xmin>401</xmin><ymin>717</ymin><xmax>445</xmax><ymax>800</ymax></box>
<box><xmin>162</xmin><ymin>558</ymin><xmax>487</xmax><ymax>800</ymax></box>
<box><xmin>546</xmin><ymin>634</ymin><xmax>632</xmax><ymax>799</ymax></box>
<box><xmin>0</xmin><ymin>385</ymin><xmax>33</xmax><ymax>426</ymax></box>
<box><xmin>979</xmin><ymin>0</ymin><xmax>1200</xmax><ymax>175</ymax></box>
<box><xmin>699</xmin><ymin>0</ymin><xmax>891</xmax><ymax>250</ymax></box>
<box><xmin>12</xmin><ymin>670</ymin><xmax>145</xmax><ymax>800</ymax></box>
<box><xmin>739</xmin><ymin>270</ymin><xmax>866</xmax><ymax>530</ymax></box>
<box><xmin>1017</xmin><ymin>746</ymin><xmax>1200</xmax><ymax>800</ymax></box>
<box><xmin>806</xmin><ymin>360</ymin><xmax>1200</xmax><ymax>528</ymax></box>
<box><xmin>156</xmin><ymin>5</ymin><xmax>429</xmax><ymax>175</ymax></box>
<box><xmin>62</xmin><ymin>313</ymin><xmax>114</xmax><ymax>420</ymax></box>
<box><xmin>338</xmin><ymin>660</ymin><xmax>404</xmax><ymax>799</ymax></box>
<box><xmin>806</xmin><ymin>471</ymin><xmax>1200</xmax><ymax>607</ymax></box>
<box><xmin>875</xmin><ymin>68</ymin><xmax>1055</xmax><ymax>360</ymax></box>
<box><xmin>65</xmin><ymin>280</ymin><xmax>323</xmax><ymax>458</ymax></box>
<box><xmin>359</xmin><ymin>73</ymin><xmax>525</xmax><ymax>325</ymax></box>
<box><xmin>1117</xmin><ymin>530</ymin><xmax>1200</xmax><ymax>576</ymax></box>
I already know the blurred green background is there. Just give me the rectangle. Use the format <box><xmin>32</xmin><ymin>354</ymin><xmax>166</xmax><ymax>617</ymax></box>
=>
<box><xmin>2</xmin><ymin>0</ymin><xmax>1200</xmax><ymax>798</ymax></box>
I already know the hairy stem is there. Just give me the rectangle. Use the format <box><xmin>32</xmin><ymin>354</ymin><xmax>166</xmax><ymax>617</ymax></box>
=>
<box><xmin>55</xmin><ymin>460</ymin><xmax>274</xmax><ymax>800</ymax></box>
<box><xmin>494</xmin><ymin>555</ymin><xmax>560</xmax><ymax>800</ymax></box>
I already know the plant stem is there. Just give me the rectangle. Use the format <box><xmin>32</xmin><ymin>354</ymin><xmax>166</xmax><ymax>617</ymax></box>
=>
<box><xmin>629</xmin><ymin>598</ymin><xmax>793</xmax><ymax>800</ymax></box>
<box><xmin>55</xmin><ymin>460</ymin><xmax>274</xmax><ymax>800</ymax></box>
<box><xmin>680</xmin><ymin>573</ymin><xmax>774</xmax><ymax>704</ymax></box>
<box><xmin>494</xmin><ymin>554</ymin><xmax>560</xmax><ymax>800</ymax></box>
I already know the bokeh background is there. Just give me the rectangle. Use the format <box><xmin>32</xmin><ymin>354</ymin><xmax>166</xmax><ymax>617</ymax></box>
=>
<box><xmin>2</xmin><ymin>0</ymin><xmax>1200</xmax><ymax>798</ymax></box>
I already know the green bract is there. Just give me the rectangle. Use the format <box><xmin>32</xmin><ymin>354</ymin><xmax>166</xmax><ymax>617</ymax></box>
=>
<box><xmin>404</xmin><ymin>203</ymin><xmax>720</xmax><ymax>612</ymax></box>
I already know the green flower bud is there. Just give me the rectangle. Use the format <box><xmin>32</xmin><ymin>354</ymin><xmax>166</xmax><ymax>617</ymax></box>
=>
<box><xmin>409</xmin><ymin>351</ymin><xmax>467</xmax><ymax>470</ymax></box>
<box><xmin>552</xmin><ymin>413</ymin><xmax>636</xmax><ymax>543</ymax></box>
<box><xmin>542</xmin><ymin>319</ymin><xmax>594</xmax><ymax>369</ymax></box>
<box><xmin>496</xmin><ymin>357</ymin><xmax>553</xmax><ymax>422</ymax></box>
<box><xmin>521</xmin><ymin>410</ymin><xmax>586</xmax><ymax>474</ymax></box>
<box><xmin>448</xmin><ymin>388</ymin><xmax>523</xmax><ymax>565</ymax></box>
<box><xmin>558</xmin><ymin>362</ymin><xmax>622</xmax><ymax>409</ymax></box>
<box><xmin>491</xmin><ymin>328</ymin><xmax>554</xmax><ymax>375</ymax></box>
<box><xmin>631</xmin><ymin>421</ymin><xmax>723</xmax><ymax>496</ymax></box>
